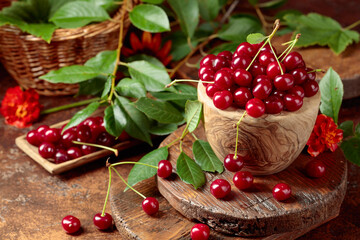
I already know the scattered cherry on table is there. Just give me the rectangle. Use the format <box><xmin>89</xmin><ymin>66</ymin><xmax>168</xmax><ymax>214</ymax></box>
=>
<box><xmin>190</xmin><ymin>223</ymin><xmax>210</xmax><ymax>240</ymax></box>
<box><xmin>61</xmin><ymin>215</ymin><xmax>81</xmax><ymax>234</ymax></box>
<box><xmin>272</xmin><ymin>183</ymin><xmax>292</xmax><ymax>201</ymax></box>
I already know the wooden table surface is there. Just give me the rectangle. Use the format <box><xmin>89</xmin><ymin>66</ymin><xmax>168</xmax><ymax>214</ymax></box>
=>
<box><xmin>0</xmin><ymin>61</ymin><xmax>359</xmax><ymax>240</ymax></box>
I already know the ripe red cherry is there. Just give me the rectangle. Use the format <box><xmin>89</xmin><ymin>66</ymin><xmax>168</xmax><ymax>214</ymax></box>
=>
<box><xmin>77</xmin><ymin>125</ymin><xmax>92</xmax><ymax>142</ymax></box>
<box><xmin>282</xmin><ymin>52</ymin><xmax>305</xmax><ymax>70</ymax></box>
<box><xmin>233</xmin><ymin>87</ymin><xmax>253</xmax><ymax>107</ymax></box>
<box><xmin>200</xmin><ymin>69</ymin><xmax>215</xmax><ymax>86</ymax></box>
<box><xmin>272</xmin><ymin>183</ymin><xmax>292</xmax><ymax>201</ymax></box>
<box><xmin>283</xmin><ymin>93</ymin><xmax>303</xmax><ymax>112</ymax></box>
<box><xmin>205</xmin><ymin>84</ymin><xmax>220</xmax><ymax>98</ymax></box>
<box><xmin>260</xmin><ymin>44</ymin><xmax>276</xmax><ymax>54</ymax></box>
<box><xmin>38</xmin><ymin>142</ymin><xmax>55</xmax><ymax>158</ymax></box>
<box><xmin>81</xmin><ymin>117</ymin><xmax>98</xmax><ymax>127</ymax></box>
<box><xmin>67</xmin><ymin>147</ymin><xmax>83</xmax><ymax>160</ymax></box>
<box><xmin>213</xmin><ymin>56</ymin><xmax>229</xmax><ymax>71</ymax></box>
<box><xmin>236</xmin><ymin>42</ymin><xmax>255</xmax><ymax>57</ymax></box>
<box><xmin>274</xmin><ymin>74</ymin><xmax>295</xmax><ymax>91</ymax></box>
<box><xmin>291</xmin><ymin>68</ymin><xmax>307</xmax><ymax>85</ymax></box>
<box><xmin>252</xmin><ymin>79</ymin><xmax>272</xmax><ymax>99</ymax></box>
<box><xmin>142</xmin><ymin>197</ymin><xmax>159</xmax><ymax>215</ymax></box>
<box><xmin>264</xmin><ymin>96</ymin><xmax>284</xmax><ymax>114</ymax></box>
<box><xmin>266</xmin><ymin>62</ymin><xmax>286</xmax><ymax>80</ymax></box>
<box><xmin>249</xmin><ymin>62</ymin><xmax>266</xmax><ymax>77</ymax></box>
<box><xmin>233</xmin><ymin>69</ymin><xmax>252</xmax><ymax>87</ymax></box>
<box><xmin>61</xmin><ymin>131</ymin><xmax>76</xmax><ymax>148</ymax></box>
<box><xmin>210</xmin><ymin>179</ymin><xmax>231</xmax><ymax>199</ymax></box>
<box><xmin>96</xmin><ymin>132</ymin><xmax>115</xmax><ymax>147</ymax></box>
<box><xmin>305</xmin><ymin>160</ymin><xmax>326</xmax><ymax>178</ymax></box>
<box><xmin>231</xmin><ymin>56</ymin><xmax>251</xmax><ymax>70</ymax></box>
<box><xmin>62</xmin><ymin>215</ymin><xmax>81</xmax><ymax>234</ymax></box>
<box><xmin>246</xmin><ymin>98</ymin><xmax>265</xmax><ymax>118</ymax></box>
<box><xmin>252</xmin><ymin>75</ymin><xmax>270</xmax><ymax>87</ymax></box>
<box><xmin>217</xmin><ymin>51</ymin><xmax>232</xmax><ymax>61</ymax></box>
<box><xmin>288</xmin><ymin>85</ymin><xmax>305</xmax><ymax>98</ymax></box>
<box><xmin>224</xmin><ymin>154</ymin><xmax>244</xmax><ymax>172</ymax></box>
<box><xmin>259</xmin><ymin>51</ymin><xmax>276</xmax><ymax>66</ymax></box>
<box><xmin>200</xmin><ymin>54</ymin><xmax>215</xmax><ymax>68</ymax></box>
<box><xmin>190</xmin><ymin>223</ymin><xmax>210</xmax><ymax>240</ymax></box>
<box><xmin>305</xmin><ymin>67</ymin><xmax>316</xmax><ymax>81</ymax></box>
<box><xmin>93</xmin><ymin>212</ymin><xmax>113</xmax><ymax>230</ymax></box>
<box><xmin>157</xmin><ymin>160</ymin><xmax>172</xmax><ymax>178</ymax></box>
<box><xmin>81</xmin><ymin>144</ymin><xmax>97</xmax><ymax>155</ymax></box>
<box><xmin>36</xmin><ymin>125</ymin><xmax>50</xmax><ymax>142</ymax></box>
<box><xmin>43</xmin><ymin>128</ymin><xmax>61</xmax><ymax>143</ymax></box>
<box><xmin>252</xmin><ymin>41</ymin><xmax>264</xmax><ymax>52</ymax></box>
<box><xmin>214</xmin><ymin>69</ymin><xmax>233</xmax><ymax>90</ymax></box>
<box><xmin>55</xmin><ymin>149</ymin><xmax>69</xmax><ymax>164</ymax></box>
<box><xmin>272</xmin><ymin>90</ymin><xmax>285</xmax><ymax>98</ymax></box>
<box><xmin>213</xmin><ymin>91</ymin><xmax>233</xmax><ymax>110</ymax></box>
<box><xmin>233</xmin><ymin>171</ymin><xmax>254</xmax><ymax>190</ymax></box>
<box><xmin>302</xmin><ymin>80</ymin><xmax>319</xmax><ymax>97</ymax></box>
<box><xmin>26</xmin><ymin>130</ymin><xmax>41</xmax><ymax>146</ymax></box>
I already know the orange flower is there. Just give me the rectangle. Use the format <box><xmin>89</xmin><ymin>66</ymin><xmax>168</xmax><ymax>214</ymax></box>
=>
<box><xmin>122</xmin><ymin>31</ymin><xmax>172</xmax><ymax>66</ymax></box>
<box><xmin>1</xmin><ymin>86</ymin><xmax>42</xmax><ymax>128</ymax></box>
<box><xmin>306</xmin><ymin>114</ymin><xmax>343</xmax><ymax>157</ymax></box>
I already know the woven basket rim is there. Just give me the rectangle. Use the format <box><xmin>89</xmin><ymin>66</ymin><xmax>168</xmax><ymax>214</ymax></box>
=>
<box><xmin>0</xmin><ymin>3</ymin><xmax>126</xmax><ymax>42</ymax></box>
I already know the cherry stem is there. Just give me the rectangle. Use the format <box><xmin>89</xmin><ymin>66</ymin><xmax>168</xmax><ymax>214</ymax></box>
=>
<box><xmin>166</xmin><ymin>79</ymin><xmax>212</xmax><ymax>88</ymax></box>
<box><xmin>40</xmin><ymin>98</ymin><xmax>100</xmax><ymax>115</ymax></box>
<box><xmin>167</xmin><ymin>138</ymin><xmax>180</xmax><ymax>148</ymax></box>
<box><xmin>345</xmin><ymin>19</ymin><xmax>360</xmax><ymax>30</ymax></box>
<box><xmin>246</xmin><ymin>39</ymin><xmax>269</xmax><ymax>72</ymax></box>
<box><xmin>280</xmin><ymin>34</ymin><xmax>301</xmax><ymax>62</ymax></box>
<box><xmin>233</xmin><ymin>111</ymin><xmax>247</xmax><ymax>159</ymax></box>
<box><xmin>308</xmin><ymin>69</ymin><xmax>324</xmax><ymax>73</ymax></box>
<box><xmin>269</xmin><ymin>41</ymin><xmax>284</xmax><ymax>75</ymax></box>
<box><xmin>191</xmin><ymin>132</ymin><xmax>199</xmax><ymax>140</ymax></box>
<box><xmin>72</xmin><ymin>141</ymin><xmax>119</xmax><ymax>156</ymax></box>
<box><xmin>110</xmin><ymin>161</ymin><xmax>158</xmax><ymax>169</ymax></box>
<box><xmin>110</xmin><ymin>166</ymin><xmax>146</xmax><ymax>199</ymax></box>
<box><xmin>101</xmin><ymin>167</ymin><xmax>112</xmax><ymax>217</ymax></box>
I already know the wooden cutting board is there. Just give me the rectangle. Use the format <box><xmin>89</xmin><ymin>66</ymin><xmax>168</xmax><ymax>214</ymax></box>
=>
<box><xmin>110</xmin><ymin>125</ymin><xmax>347</xmax><ymax>239</ymax></box>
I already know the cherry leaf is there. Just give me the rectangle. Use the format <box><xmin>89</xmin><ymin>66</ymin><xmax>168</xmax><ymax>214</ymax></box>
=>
<box><xmin>192</xmin><ymin>140</ymin><xmax>224</xmax><ymax>173</ymax></box>
<box><xmin>129</xmin><ymin>4</ymin><xmax>170</xmax><ymax>33</ymax></box>
<box><xmin>185</xmin><ymin>100</ymin><xmax>203</xmax><ymax>133</ymax></box>
<box><xmin>168</xmin><ymin>0</ymin><xmax>199</xmax><ymax>38</ymax></box>
<box><xmin>176</xmin><ymin>152</ymin><xmax>206</xmax><ymax>189</ymax></box>
<box><xmin>341</xmin><ymin>137</ymin><xmax>360</xmax><ymax>167</ymax></box>
<box><xmin>247</xmin><ymin>33</ymin><xmax>266</xmax><ymax>44</ymax></box>
<box><xmin>339</xmin><ymin>121</ymin><xmax>354</xmax><ymax>138</ymax></box>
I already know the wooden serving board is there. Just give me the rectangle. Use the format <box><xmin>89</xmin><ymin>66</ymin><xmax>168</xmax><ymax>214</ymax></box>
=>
<box><xmin>15</xmin><ymin>119</ymin><xmax>141</xmax><ymax>174</ymax></box>
<box><xmin>110</xmin><ymin>125</ymin><xmax>347</xmax><ymax>239</ymax></box>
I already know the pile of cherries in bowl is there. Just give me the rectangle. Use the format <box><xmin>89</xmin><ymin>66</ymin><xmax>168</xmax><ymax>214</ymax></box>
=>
<box><xmin>26</xmin><ymin>116</ymin><xmax>129</xmax><ymax>163</ymax></box>
<box><xmin>198</xmin><ymin>42</ymin><xmax>319</xmax><ymax>118</ymax></box>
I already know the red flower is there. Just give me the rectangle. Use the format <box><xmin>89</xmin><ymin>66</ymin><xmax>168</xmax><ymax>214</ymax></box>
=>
<box><xmin>306</xmin><ymin>114</ymin><xmax>343</xmax><ymax>157</ymax></box>
<box><xmin>122</xmin><ymin>31</ymin><xmax>172</xmax><ymax>66</ymax></box>
<box><xmin>1</xmin><ymin>86</ymin><xmax>42</xmax><ymax>128</ymax></box>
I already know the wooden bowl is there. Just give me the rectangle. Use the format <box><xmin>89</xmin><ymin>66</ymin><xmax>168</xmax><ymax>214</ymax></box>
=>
<box><xmin>197</xmin><ymin>83</ymin><xmax>321</xmax><ymax>175</ymax></box>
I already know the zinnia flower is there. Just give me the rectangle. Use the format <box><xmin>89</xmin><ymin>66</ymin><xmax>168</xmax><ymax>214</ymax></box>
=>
<box><xmin>306</xmin><ymin>114</ymin><xmax>343</xmax><ymax>157</ymax></box>
<box><xmin>122</xmin><ymin>31</ymin><xmax>172</xmax><ymax>66</ymax></box>
<box><xmin>1</xmin><ymin>86</ymin><xmax>42</xmax><ymax>128</ymax></box>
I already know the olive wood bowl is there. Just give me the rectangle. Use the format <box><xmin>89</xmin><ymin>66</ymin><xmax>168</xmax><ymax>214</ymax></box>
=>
<box><xmin>197</xmin><ymin>83</ymin><xmax>321</xmax><ymax>175</ymax></box>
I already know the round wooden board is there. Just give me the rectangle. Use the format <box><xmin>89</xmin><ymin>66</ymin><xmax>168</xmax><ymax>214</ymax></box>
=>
<box><xmin>110</xmin><ymin>124</ymin><xmax>347</xmax><ymax>239</ymax></box>
<box><xmin>157</xmin><ymin>124</ymin><xmax>347</xmax><ymax>237</ymax></box>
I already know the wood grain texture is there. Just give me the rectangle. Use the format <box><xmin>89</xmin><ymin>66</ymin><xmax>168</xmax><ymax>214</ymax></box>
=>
<box><xmin>157</xmin><ymin>125</ymin><xmax>347</xmax><ymax>237</ymax></box>
<box><xmin>197</xmin><ymin>83</ymin><xmax>321</xmax><ymax>175</ymax></box>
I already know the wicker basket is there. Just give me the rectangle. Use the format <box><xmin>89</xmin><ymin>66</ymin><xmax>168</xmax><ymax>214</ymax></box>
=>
<box><xmin>0</xmin><ymin>0</ymin><xmax>138</xmax><ymax>96</ymax></box>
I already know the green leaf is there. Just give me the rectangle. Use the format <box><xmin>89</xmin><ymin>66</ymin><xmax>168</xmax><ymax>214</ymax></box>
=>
<box><xmin>117</xmin><ymin>96</ymin><xmax>152</xmax><ymax>146</ymax></box>
<box><xmin>356</xmin><ymin>123</ymin><xmax>360</xmax><ymax>137</ymax></box>
<box><xmin>149</xmin><ymin>123</ymin><xmax>178</xmax><ymax>136</ymax></box>
<box><xmin>197</xmin><ymin>0</ymin><xmax>221</xmax><ymax>21</ymax></box>
<box><xmin>319</xmin><ymin>68</ymin><xmax>343</xmax><ymax>124</ymax></box>
<box><xmin>77</xmin><ymin>76</ymin><xmax>107</xmax><ymax>96</ymax></box>
<box><xmin>176</xmin><ymin>152</ymin><xmax>206</xmax><ymax>189</ymax></box>
<box><xmin>341</xmin><ymin>137</ymin><xmax>360</xmax><ymax>166</ymax></box>
<box><xmin>289</xmin><ymin>13</ymin><xmax>360</xmax><ymax>54</ymax></box>
<box><xmin>50</xmin><ymin>2</ymin><xmax>110</xmax><ymax>29</ymax></box>
<box><xmin>40</xmin><ymin>65</ymin><xmax>101</xmax><ymax>83</ymax></box>
<box><xmin>247</xmin><ymin>33</ymin><xmax>267</xmax><ymax>44</ymax></box>
<box><xmin>339</xmin><ymin>121</ymin><xmax>354</xmax><ymax>138</ymax></box>
<box><xmin>84</xmin><ymin>50</ymin><xmax>117</xmax><ymax>74</ymax></box>
<box><xmin>49</xmin><ymin>0</ymin><xmax>76</xmax><ymax>17</ymax></box>
<box><xmin>126</xmin><ymin>147</ymin><xmax>169</xmax><ymax>190</ymax></box>
<box><xmin>258</xmin><ymin>0</ymin><xmax>287</xmax><ymax>9</ymax></box>
<box><xmin>185</xmin><ymin>100</ymin><xmax>202</xmax><ymax>133</ymax></box>
<box><xmin>24</xmin><ymin>23</ymin><xmax>57</xmax><ymax>43</ymax></box>
<box><xmin>127</xmin><ymin>60</ymin><xmax>174</xmax><ymax>92</ymax></box>
<box><xmin>218</xmin><ymin>17</ymin><xmax>263</xmax><ymax>42</ymax></box>
<box><xmin>141</xmin><ymin>0</ymin><xmax>164</xmax><ymax>4</ymax></box>
<box><xmin>129</xmin><ymin>4</ymin><xmax>170</xmax><ymax>33</ymax></box>
<box><xmin>115</xmin><ymin>78</ymin><xmax>146</xmax><ymax>98</ymax></box>
<box><xmin>63</xmin><ymin>102</ymin><xmax>100</xmax><ymax>132</ymax></box>
<box><xmin>275</xmin><ymin>9</ymin><xmax>302</xmax><ymax>22</ymax></box>
<box><xmin>126</xmin><ymin>54</ymin><xmax>165</xmax><ymax>69</ymax></box>
<box><xmin>134</xmin><ymin>97</ymin><xmax>184</xmax><ymax>124</ymax></box>
<box><xmin>104</xmin><ymin>101</ymin><xmax>127</xmax><ymax>137</ymax></box>
<box><xmin>151</xmin><ymin>84</ymin><xmax>197</xmax><ymax>101</ymax></box>
<box><xmin>192</xmin><ymin>140</ymin><xmax>223</xmax><ymax>173</ymax></box>
<box><xmin>168</xmin><ymin>0</ymin><xmax>199</xmax><ymax>38</ymax></box>
<box><xmin>101</xmin><ymin>75</ymin><xmax>112</xmax><ymax>99</ymax></box>
<box><xmin>166</xmin><ymin>31</ymin><xmax>199</xmax><ymax>61</ymax></box>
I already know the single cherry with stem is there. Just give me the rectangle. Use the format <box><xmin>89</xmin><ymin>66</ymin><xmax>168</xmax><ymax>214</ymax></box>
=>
<box><xmin>224</xmin><ymin>154</ymin><xmax>244</xmax><ymax>172</ymax></box>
